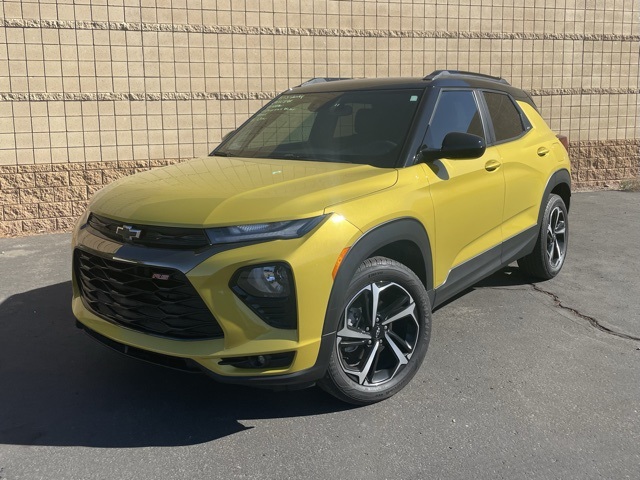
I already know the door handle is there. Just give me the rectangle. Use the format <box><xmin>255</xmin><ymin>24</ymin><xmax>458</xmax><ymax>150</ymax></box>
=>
<box><xmin>537</xmin><ymin>146</ymin><xmax>550</xmax><ymax>157</ymax></box>
<box><xmin>484</xmin><ymin>159</ymin><xmax>501</xmax><ymax>172</ymax></box>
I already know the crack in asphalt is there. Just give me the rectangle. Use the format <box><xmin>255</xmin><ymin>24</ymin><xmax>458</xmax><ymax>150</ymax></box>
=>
<box><xmin>529</xmin><ymin>283</ymin><xmax>640</xmax><ymax>342</ymax></box>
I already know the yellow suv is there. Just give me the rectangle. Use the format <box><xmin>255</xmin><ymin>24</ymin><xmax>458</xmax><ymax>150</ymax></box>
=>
<box><xmin>72</xmin><ymin>71</ymin><xmax>571</xmax><ymax>404</ymax></box>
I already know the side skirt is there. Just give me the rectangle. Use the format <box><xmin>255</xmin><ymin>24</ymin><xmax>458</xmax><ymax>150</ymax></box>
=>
<box><xmin>501</xmin><ymin>225</ymin><xmax>538</xmax><ymax>267</ymax></box>
<box><xmin>433</xmin><ymin>226</ymin><xmax>538</xmax><ymax>309</ymax></box>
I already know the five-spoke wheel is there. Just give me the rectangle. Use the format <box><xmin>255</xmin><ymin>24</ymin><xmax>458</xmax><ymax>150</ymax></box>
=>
<box><xmin>546</xmin><ymin>205</ymin><xmax>566</xmax><ymax>269</ymax></box>
<box><xmin>319</xmin><ymin>257</ymin><xmax>431</xmax><ymax>405</ymax></box>
<box><xmin>336</xmin><ymin>281</ymin><xmax>419</xmax><ymax>386</ymax></box>
<box><xmin>518</xmin><ymin>193</ymin><xmax>569</xmax><ymax>279</ymax></box>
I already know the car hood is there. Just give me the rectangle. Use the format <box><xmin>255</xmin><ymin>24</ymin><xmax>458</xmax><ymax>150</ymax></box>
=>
<box><xmin>89</xmin><ymin>157</ymin><xmax>398</xmax><ymax>226</ymax></box>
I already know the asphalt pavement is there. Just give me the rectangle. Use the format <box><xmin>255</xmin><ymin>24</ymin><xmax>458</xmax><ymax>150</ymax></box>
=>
<box><xmin>0</xmin><ymin>191</ymin><xmax>639</xmax><ymax>480</ymax></box>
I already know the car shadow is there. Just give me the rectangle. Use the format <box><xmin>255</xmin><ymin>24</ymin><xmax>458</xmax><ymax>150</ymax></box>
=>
<box><xmin>474</xmin><ymin>265</ymin><xmax>534</xmax><ymax>287</ymax></box>
<box><xmin>433</xmin><ymin>265</ymin><xmax>536</xmax><ymax>312</ymax></box>
<box><xmin>0</xmin><ymin>281</ymin><xmax>352</xmax><ymax>448</ymax></box>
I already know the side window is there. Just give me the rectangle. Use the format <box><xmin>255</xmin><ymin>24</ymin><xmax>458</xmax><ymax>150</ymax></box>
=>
<box><xmin>424</xmin><ymin>90</ymin><xmax>484</xmax><ymax>149</ymax></box>
<box><xmin>483</xmin><ymin>91</ymin><xmax>526</xmax><ymax>143</ymax></box>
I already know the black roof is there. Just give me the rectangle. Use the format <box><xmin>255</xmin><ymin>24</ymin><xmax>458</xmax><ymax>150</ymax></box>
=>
<box><xmin>290</xmin><ymin>71</ymin><xmax>534</xmax><ymax>106</ymax></box>
<box><xmin>293</xmin><ymin>77</ymin><xmax>429</xmax><ymax>93</ymax></box>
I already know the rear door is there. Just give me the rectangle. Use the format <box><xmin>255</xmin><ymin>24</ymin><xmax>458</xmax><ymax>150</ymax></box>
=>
<box><xmin>480</xmin><ymin>91</ymin><xmax>551</xmax><ymax>250</ymax></box>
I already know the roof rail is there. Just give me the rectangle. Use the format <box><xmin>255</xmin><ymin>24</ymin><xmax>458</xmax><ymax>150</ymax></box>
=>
<box><xmin>296</xmin><ymin>77</ymin><xmax>351</xmax><ymax>87</ymax></box>
<box><xmin>423</xmin><ymin>70</ymin><xmax>510</xmax><ymax>85</ymax></box>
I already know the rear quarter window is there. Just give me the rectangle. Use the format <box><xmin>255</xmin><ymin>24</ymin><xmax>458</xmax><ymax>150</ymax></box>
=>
<box><xmin>483</xmin><ymin>91</ymin><xmax>528</xmax><ymax>143</ymax></box>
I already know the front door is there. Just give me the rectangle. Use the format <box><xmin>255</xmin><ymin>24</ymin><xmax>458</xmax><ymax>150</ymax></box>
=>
<box><xmin>420</xmin><ymin>89</ymin><xmax>505</xmax><ymax>297</ymax></box>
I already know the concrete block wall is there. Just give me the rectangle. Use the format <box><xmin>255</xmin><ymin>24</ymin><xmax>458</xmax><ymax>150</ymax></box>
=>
<box><xmin>0</xmin><ymin>0</ymin><xmax>638</xmax><ymax>236</ymax></box>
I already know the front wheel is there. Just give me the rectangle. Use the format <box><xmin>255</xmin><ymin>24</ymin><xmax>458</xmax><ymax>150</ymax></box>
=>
<box><xmin>518</xmin><ymin>193</ymin><xmax>568</xmax><ymax>279</ymax></box>
<box><xmin>318</xmin><ymin>257</ymin><xmax>431</xmax><ymax>405</ymax></box>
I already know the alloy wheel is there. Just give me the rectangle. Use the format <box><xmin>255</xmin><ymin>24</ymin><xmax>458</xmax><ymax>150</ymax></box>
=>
<box><xmin>546</xmin><ymin>205</ymin><xmax>566</xmax><ymax>268</ymax></box>
<box><xmin>336</xmin><ymin>281</ymin><xmax>419</xmax><ymax>386</ymax></box>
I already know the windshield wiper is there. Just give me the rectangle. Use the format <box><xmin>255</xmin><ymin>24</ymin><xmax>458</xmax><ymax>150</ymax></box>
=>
<box><xmin>211</xmin><ymin>151</ymin><xmax>237</xmax><ymax>157</ymax></box>
<box><xmin>268</xmin><ymin>153</ymin><xmax>351</xmax><ymax>163</ymax></box>
<box><xmin>282</xmin><ymin>153</ymin><xmax>313</xmax><ymax>160</ymax></box>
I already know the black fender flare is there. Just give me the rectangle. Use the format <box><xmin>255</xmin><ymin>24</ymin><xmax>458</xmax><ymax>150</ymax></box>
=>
<box><xmin>321</xmin><ymin>217</ymin><xmax>433</xmax><ymax>338</ymax></box>
<box><xmin>537</xmin><ymin>169</ymin><xmax>571</xmax><ymax>226</ymax></box>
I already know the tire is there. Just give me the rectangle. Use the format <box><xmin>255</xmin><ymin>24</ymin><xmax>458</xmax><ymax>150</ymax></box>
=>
<box><xmin>518</xmin><ymin>193</ymin><xmax>568</xmax><ymax>280</ymax></box>
<box><xmin>318</xmin><ymin>256</ymin><xmax>432</xmax><ymax>405</ymax></box>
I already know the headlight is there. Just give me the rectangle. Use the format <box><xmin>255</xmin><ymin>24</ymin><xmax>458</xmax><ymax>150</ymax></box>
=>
<box><xmin>206</xmin><ymin>215</ymin><xmax>327</xmax><ymax>244</ymax></box>
<box><xmin>235</xmin><ymin>264</ymin><xmax>291</xmax><ymax>298</ymax></box>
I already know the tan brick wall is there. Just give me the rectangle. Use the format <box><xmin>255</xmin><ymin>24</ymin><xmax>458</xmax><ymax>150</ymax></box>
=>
<box><xmin>569</xmin><ymin>139</ymin><xmax>639</xmax><ymax>188</ymax></box>
<box><xmin>0</xmin><ymin>158</ymin><xmax>184</xmax><ymax>236</ymax></box>
<box><xmin>1</xmin><ymin>0</ymin><xmax>639</xmax><ymax>236</ymax></box>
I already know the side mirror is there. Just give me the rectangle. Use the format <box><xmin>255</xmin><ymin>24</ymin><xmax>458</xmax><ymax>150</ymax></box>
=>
<box><xmin>418</xmin><ymin>132</ymin><xmax>486</xmax><ymax>162</ymax></box>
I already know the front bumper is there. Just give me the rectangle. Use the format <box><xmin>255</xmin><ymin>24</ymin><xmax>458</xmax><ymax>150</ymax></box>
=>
<box><xmin>71</xmin><ymin>213</ymin><xmax>360</xmax><ymax>386</ymax></box>
<box><xmin>77</xmin><ymin>320</ymin><xmax>335</xmax><ymax>389</ymax></box>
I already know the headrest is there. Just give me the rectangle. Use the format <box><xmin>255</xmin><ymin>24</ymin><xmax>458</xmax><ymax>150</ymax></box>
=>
<box><xmin>354</xmin><ymin>108</ymin><xmax>378</xmax><ymax>135</ymax></box>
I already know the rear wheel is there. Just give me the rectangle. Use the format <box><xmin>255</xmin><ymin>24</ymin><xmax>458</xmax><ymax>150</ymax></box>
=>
<box><xmin>518</xmin><ymin>193</ymin><xmax>568</xmax><ymax>279</ymax></box>
<box><xmin>319</xmin><ymin>257</ymin><xmax>431</xmax><ymax>405</ymax></box>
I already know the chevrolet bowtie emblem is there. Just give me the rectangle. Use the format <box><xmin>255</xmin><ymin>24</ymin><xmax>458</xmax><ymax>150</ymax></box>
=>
<box><xmin>115</xmin><ymin>225</ymin><xmax>142</xmax><ymax>241</ymax></box>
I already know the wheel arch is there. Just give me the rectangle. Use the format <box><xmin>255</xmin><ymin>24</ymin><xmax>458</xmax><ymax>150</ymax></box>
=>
<box><xmin>321</xmin><ymin>217</ymin><xmax>433</xmax><ymax>337</ymax></box>
<box><xmin>551</xmin><ymin>181</ymin><xmax>571</xmax><ymax>212</ymax></box>
<box><xmin>539</xmin><ymin>169</ymin><xmax>571</xmax><ymax>226</ymax></box>
<box><xmin>369</xmin><ymin>240</ymin><xmax>427</xmax><ymax>289</ymax></box>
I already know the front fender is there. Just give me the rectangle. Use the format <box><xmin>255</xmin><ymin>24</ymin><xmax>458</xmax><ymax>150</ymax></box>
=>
<box><xmin>321</xmin><ymin>217</ymin><xmax>433</xmax><ymax>337</ymax></box>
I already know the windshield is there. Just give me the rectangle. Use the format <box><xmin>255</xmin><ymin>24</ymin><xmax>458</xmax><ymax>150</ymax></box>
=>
<box><xmin>212</xmin><ymin>89</ymin><xmax>423</xmax><ymax>167</ymax></box>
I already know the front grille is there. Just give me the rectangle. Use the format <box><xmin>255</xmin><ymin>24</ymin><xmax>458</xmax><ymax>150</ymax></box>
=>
<box><xmin>87</xmin><ymin>213</ymin><xmax>210</xmax><ymax>249</ymax></box>
<box><xmin>74</xmin><ymin>249</ymin><xmax>223</xmax><ymax>340</ymax></box>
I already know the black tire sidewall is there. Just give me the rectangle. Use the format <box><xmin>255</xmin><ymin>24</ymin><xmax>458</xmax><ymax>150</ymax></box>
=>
<box><xmin>541</xmin><ymin>194</ymin><xmax>569</xmax><ymax>277</ymax></box>
<box><xmin>323</xmin><ymin>257</ymin><xmax>432</xmax><ymax>405</ymax></box>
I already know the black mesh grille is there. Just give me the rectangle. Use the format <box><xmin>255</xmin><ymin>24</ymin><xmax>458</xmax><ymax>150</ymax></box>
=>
<box><xmin>74</xmin><ymin>249</ymin><xmax>223</xmax><ymax>340</ymax></box>
<box><xmin>87</xmin><ymin>213</ymin><xmax>210</xmax><ymax>249</ymax></box>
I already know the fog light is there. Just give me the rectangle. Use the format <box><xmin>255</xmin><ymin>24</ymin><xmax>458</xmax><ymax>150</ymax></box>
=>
<box><xmin>219</xmin><ymin>352</ymin><xmax>295</xmax><ymax>369</ymax></box>
<box><xmin>251</xmin><ymin>355</ymin><xmax>268</xmax><ymax>368</ymax></box>
<box><xmin>231</xmin><ymin>263</ymin><xmax>297</xmax><ymax>329</ymax></box>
